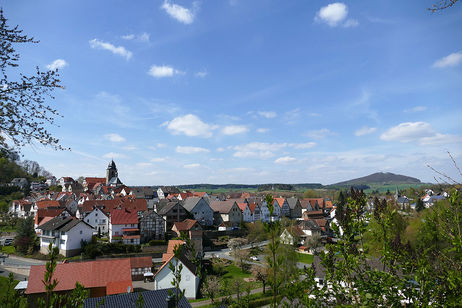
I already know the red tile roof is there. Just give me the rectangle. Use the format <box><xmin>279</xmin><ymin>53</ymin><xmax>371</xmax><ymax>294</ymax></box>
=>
<box><xmin>173</xmin><ymin>219</ymin><xmax>198</xmax><ymax>232</ymax></box>
<box><xmin>35</xmin><ymin>200</ymin><xmax>60</xmax><ymax>209</ymax></box>
<box><xmin>248</xmin><ymin>203</ymin><xmax>257</xmax><ymax>214</ymax></box>
<box><xmin>167</xmin><ymin>240</ymin><xmax>185</xmax><ymax>254</ymax></box>
<box><xmin>106</xmin><ymin>280</ymin><xmax>133</xmax><ymax>295</ymax></box>
<box><xmin>26</xmin><ymin>259</ymin><xmax>132</xmax><ymax>294</ymax></box>
<box><xmin>81</xmin><ymin>198</ymin><xmax>147</xmax><ymax>214</ymax></box>
<box><xmin>130</xmin><ymin>256</ymin><xmax>152</xmax><ymax>269</ymax></box>
<box><xmin>35</xmin><ymin>208</ymin><xmax>65</xmax><ymax>226</ymax></box>
<box><xmin>273</xmin><ymin>198</ymin><xmax>286</xmax><ymax>207</ymax></box>
<box><xmin>237</xmin><ymin>203</ymin><xmax>248</xmax><ymax>212</ymax></box>
<box><xmin>110</xmin><ymin>209</ymin><xmax>138</xmax><ymax>225</ymax></box>
<box><xmin>193</xmin><ymin>191</ymin><xmax>207</xmax><ymax>198</ymax></box>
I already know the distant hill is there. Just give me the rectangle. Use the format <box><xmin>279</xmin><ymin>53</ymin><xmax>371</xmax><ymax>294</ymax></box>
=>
<box><xmin>331</xmin><ymin>172</ymin><xmax>421</xmax><ymax>186</ymax></box>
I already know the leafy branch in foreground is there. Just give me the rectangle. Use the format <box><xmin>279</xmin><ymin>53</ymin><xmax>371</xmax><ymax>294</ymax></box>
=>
<box><xmin>0</xmin><ymin>9</ymin><xmax>67</xmax><ymax>152</ymax></box>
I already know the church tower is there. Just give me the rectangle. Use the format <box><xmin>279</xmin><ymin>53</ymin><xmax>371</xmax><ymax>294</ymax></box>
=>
<box><xmin>106</xmin><ymin>160</ymin><xmax>118</xmax><ymax>185</ymax></box>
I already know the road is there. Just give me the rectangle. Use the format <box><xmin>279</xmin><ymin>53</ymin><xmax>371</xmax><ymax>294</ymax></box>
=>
<box><xmin>0</xmin><ymin>253</ymin><xmax>46</xmax><ymax>281</ymax></box>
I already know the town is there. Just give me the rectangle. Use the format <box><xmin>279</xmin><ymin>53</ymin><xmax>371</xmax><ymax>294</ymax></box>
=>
<box><xmin>1</xmin><ymin>158</ymin><xmax>457</xmax><ymax>307</ymax></box>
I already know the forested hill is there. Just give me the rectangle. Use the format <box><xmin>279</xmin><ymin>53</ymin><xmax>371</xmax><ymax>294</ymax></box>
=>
<box><xmin>332</xmin><ymin>172</ymin><xmax>421</xmax><ymax>186</ymax></box>
<box><xmin>178</xmin><ymin>183</ymin><xmax>323</xmax><ymax>191</ymax></box>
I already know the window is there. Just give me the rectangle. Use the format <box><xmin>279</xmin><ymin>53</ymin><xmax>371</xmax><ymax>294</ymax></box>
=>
<box><xmin>95</xmin><ymin>213</ymin><xmax>98</xmax><ymax>216</ymax></box>
<box><xmin>80</xmin><ymin>230</ymin><xmax>83</xmax><ymax>234</ymax></box>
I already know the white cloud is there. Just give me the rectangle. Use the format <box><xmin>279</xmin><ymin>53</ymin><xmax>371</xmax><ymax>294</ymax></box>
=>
<box><xmin>257</xmin><ymin>111</ymin><xmax>277</xmax><ymax>119</ymax></box>
<box><xmin>184</xmin><ymin>163</ymin><xmax>200</xmax><ymax>169</ymax></box>
<box><xmin>157</xmin><ymin>143</ymin><xmax>167</xmax><ymax>148</ymax></box>
<box><xmin>89</xmin><ymin>39</ymin><xmax>132</xmax><ymax>60</ymax></box>
<box><xmin>343</xmin><ymin>18</ymin><xmax>359</xmax><ymax>28</ymax></box>
<box><xmin>306</xmin><ymin>128</ymin><xmax>334</xmax><ymax>139</ymax></box>
<box><xmin>315</xmin><ymin>2</ymin><xmax>348</xmax><ymax>27</ymax></box>
<box><xmin>289</xmin><ymin>142</ymin><xmax>316</xmax><ymax>149</ymax></box>
<box><xmin>355</xmin><ymin>126</ymin><xmax>377</xmax><ymax>136</ymax></box>
<box><xmin>102</xmin><ymin>152</ymin><xmax>126</xmax><ymax>159</ymax></box>
<box><xmin>433</xmin><ymin>51</ymin><xmax>462</xmax><ymax>68</ymax></box>
<box><xmin>148</xmin><ymin>65</ymin><xmax>184</xmax><ymax>78</ymax></box>
<box><xmin>164</xmin><ymin>114</ymin><xmax>215</xmax><ymax>138</ymax></box>
<box><xmin>404</xmin><ymin>106</ymin><xmax>427</xmax><ymax>113</ymax></box>
<box><xmin>104</xmin><ymin>133</ymin><xmax>126</xmax><ymax>142</ymax></box>
<box><xmin>380</xmin><ymin>122</ymin><xmax>462</xmax><ymax>145</ymax></box>
<box><xmin>195</xmin><ymin>71</ymin><xmax>208</xmax><ymax>78</ymax></box>
<box><xmin>161</xmin><ymin>0</ymin><xmax>199</xmax><ymax>24</ymax></box>
<box><xmin>274</xmin><ymin>156</ymin><xmax>296</xmax><ymax>164</ymax></box>
<box><xmin>46</xmin><ymin>59</ymin><xmax>68</xmax><ymax>70</ymax></box>
<box><xmin>151</xmin><ymin>157</ymin><xmax>167</xmax><ymax>162</ymax></box>
<box><xmin>122</xmin><ymin>32</ymin><xmax>150</xmax><ymax>42</ymax></box>
<box><xmin>222</xmin><ymin>125</ymin><xmax>249</xmax><ymax>135</ymax></box>
<box><xmin>136</xmin><ymin>162</ymin><xmax>152</xmax><ymax>167</ymax></box>
<box><xmin>216</xmin><ymin>147</ymin><xmax>225</xmax><ymax>152</ymax></box>
<box><xmin>257</xmin><ymin>128</ymin><xmax>269</xmax><ymax>133</ymax></box>
<box><xmin>176</xmin><ymin>146</ymin><xmax>210</xmax><ymax>154</ymax></box>
<box><xmin>123</xmin><ymin>145</ymin><xmax>137</xmax><ymax>151</ymax></box>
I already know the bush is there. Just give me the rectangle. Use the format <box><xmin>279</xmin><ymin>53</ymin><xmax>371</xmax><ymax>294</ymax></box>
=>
<box><xmin>149</xmin><ymin>239</ymin><xmax>166</xmax><ymax>246</ymax></box>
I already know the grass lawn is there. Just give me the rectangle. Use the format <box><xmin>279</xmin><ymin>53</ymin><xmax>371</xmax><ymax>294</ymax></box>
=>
<box><xmin>296</xmin><ymin>253</ymin><xmax>314</xmax><ymax>264</ymax></box>
<box><xmin>1</xmin><ymin>246</ymin><xmax>15</xmax><ymax>254</ymax></box>
<box><xmin>222</xmin><ymin>264</ymin><xmax>252</xmax><ymax>280</ymax></box>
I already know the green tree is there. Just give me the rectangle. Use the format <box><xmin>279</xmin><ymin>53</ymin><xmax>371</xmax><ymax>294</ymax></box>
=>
<box><xmin>200</xmin><ymin>275</ymin><xmax>220</xmax><ymax>305</ymax></box>
<box><xmin>14</xmin><ymin>216</ymin><xmax>35</xmax><ymax>254</ymax></box>
<box><xmin>264</xmin><ymin>194</ymin><xmax>282</xmax><ymax>307</ymax></box>
<box><xmin>0</xmin><ymin>9</ymin><xmax>65</xmax><ymax>153</ymax></box>
<box><xmin>416</xmin><ymin>197</ymin><xmax>425</xmax><ymax>212</ymax></box>
<box><xmin>303</xmin><ymin>189</ymin><xmax>319</xmax><ymax>198</ymax></box>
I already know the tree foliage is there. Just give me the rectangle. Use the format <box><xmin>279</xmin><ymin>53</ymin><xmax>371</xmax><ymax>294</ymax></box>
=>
<box><xmin>0</xmin><ymin>9</ymin><xmax>65</xmax><ymax>152</ymax></box>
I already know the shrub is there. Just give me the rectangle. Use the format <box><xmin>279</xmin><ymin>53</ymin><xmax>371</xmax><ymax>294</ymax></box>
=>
<box><xmin>149</xmin><ymin>239</ymin><xmax>166</xmax><ymax>246</ymax></box>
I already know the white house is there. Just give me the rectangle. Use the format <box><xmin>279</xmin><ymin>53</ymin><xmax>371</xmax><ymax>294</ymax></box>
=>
<box><xmin>210</xmin><ymin>200</ymin><xmax>242</xmax><ymax>226</ymax></box>
<box><xmin>154</xmin><ymin>254</ymin><xmax>200</xmax><ymax>299</ymax></box>
<box><xmin>83</xmin><ymin>207</ymin><xmax>109</xmax><ymax>235</ymax></box>
<box><xmin>9</xmin><ymin>200</ymin><xmax>33</xmax><ymax>218</ymax></box>
<box><xmin>237</xmin><ymin>202</ymin><xmax>252</xmax><ymax>222</ymax></box>
<box><xmin>274</xmin><ymin>198</ymin><xmax>290</xmax><ymax>217</ymax></box>
<box><xmin>248</xmin><ymin>203</ymin><xmax>261</xmax><ymax>222</ymax></box>
<box><xmin>260</xmin><ymin>201</ymin><xmax>271</xmax><ymax>222</ymax></box>
<box><xmin>109</xmin><ymin>208</ymin><xmax>140</xmax><ymax>245</ymax></box>
<box><xmin>37</xmin><ymin>216</ymin><xmax>94</xmax><ymax>257</ymax></box>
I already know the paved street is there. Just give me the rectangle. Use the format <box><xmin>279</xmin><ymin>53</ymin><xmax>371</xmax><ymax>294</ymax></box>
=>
<box><xmin>0</xmin><ymin>254</ymin><xmax>46</xmax><ymax>281</ymax></box>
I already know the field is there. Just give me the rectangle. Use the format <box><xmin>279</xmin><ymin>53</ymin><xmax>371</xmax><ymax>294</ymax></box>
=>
<box><xmin>296</xmin><ymin>253</ymin><xmax>314</xmax><ymax>264</ymax></box>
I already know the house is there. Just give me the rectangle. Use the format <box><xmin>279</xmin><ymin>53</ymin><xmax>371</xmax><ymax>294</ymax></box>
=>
<box><xmin>83</xmin><ymin>288</ymin><xmax>192</xmax><ymax>308</ymax></box>
<box><xmin>209</xmin><ymin>200</ymin><xmax>242</xmax><ymax>226</ymax></box>
<box><xmin>182</xmin><ymin>197</ymin><xmax>214</xmax><ymax>226</ymax></box>
<box><xmin>78</xmin><ymin>198</ymin><xmax>147</xmax><ymax>219</ymax></box>
<box><xmin>131</xmin><ymin>187</ymin><xmax>158</xmax><ymax>200</ymax></box>
<box><xmin>58</xmin><ymin>177</ymin><xmax>75</xmax><ymax>188</ymax></box>
<box><xmin>280</xmin><ymin>226</ymin><xmax>305</xmax><ymax>246</ymax></box>
<box><xmin>83</xmin><ymin>207</ymin><xmax>110</xmax><ymax>235</ymax></box>
<box><xmin>268</xmin><ymin>199</ymin><xmax>281</xmax><ymax>221</ymax></box>
<box><xmin>83</xmin><ymin>177</ymin><xmax>106</xmax><ymax>192</ymax></box>
<box><xmin>139</xmin><ymin>210</ymin><xmax>166</xmax><ymax>243</ymax></box>
<box><xmin>109</xmin><ymin>209</ymin><xmax>140</xmax><ymax>245</ymax></box>
<box><xmin>172</xmin><ymin>219</ymin><xmax>203</xmax><ymax>256</ymax></box>
<box><xmin>156</xmin><ymin>200</ymin><xmax>189</xmax><ymax>232</ymax></box>
<box><xmin>248</xmin><ymin>203</ymin><xmax>261</xmax><ymax>221</ymax></box>
<box><xmin>157</xmin><ymin>186</ymin><xmax>180</xmax><ymax>200</ymax></box>
<box><xmin>37</xmin><ymin>216</ymin><xmax>94</xmax><ymax>257</ymax></box>
<box><xmin>297</xmin><ymin>220</ymin><xmax>322</xmax><ymax>237</ymax></box>
<box><xmin>237</xmin><ymin>202</ymin><xmax>252</xmax><ymax>222</ymax></box>
<box><xmin>34</xmin><ymin>208</ymin><xmax>71</xmax><ymax>232</ymax></box>
<box><xmin>286</xmin><ymin>197</ymin><xmax>302</xmax><ymax>219</ymax></box>
<box><xmin>129</xmin><ymin>256</ymin><xmax>152</xmax><ymax>281</ymax></box>
<box><xmin>9</xmin><ymin>200</ymin><xmax>33</xmax><ymax>217</ymax></box>
<box><xmin>26</xmin><ymin>258</ymin><xmax>133</xmax><ymax>302</ymax></box>
<box><xmin>154</xmin><ymin>253</ymin><xmax>200</xmax><ymax>299</ymax></box>
<box><xmin>45</xmin><ymin>176</ymin><xmax>57</xmax><ymax>187</ymax></box>
<box><xmin>260</xmin><ymin>201</ymin><xmax>271</xmax><ymax>222</ymax></box>
<box><xmin>10</xmin><ymin>178</ymin><xmax>28</xmax><ymax>189</ymax></box>
<box><xmin>273</xmin><ymin>198</ymin><xmax>291</xmax><ymax>217</ymax></box>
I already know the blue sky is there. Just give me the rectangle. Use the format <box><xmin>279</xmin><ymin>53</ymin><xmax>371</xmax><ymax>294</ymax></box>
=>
<box><xmin>3</xmin><ymin>0</ymin><xmax>462</xmax><ymax>185</ymax></box>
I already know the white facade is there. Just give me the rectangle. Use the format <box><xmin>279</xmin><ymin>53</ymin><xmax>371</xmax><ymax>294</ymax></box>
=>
<box><xmin>39</xmin><ymin>221</ymin><xmax>93</xmax><ymax>256</ymax></box>
<box><xmin>154</xmin><ymin>257</ymin><xmax>200</xmax><ymax>299</ymax></box>
<box><xmin>260</xmin><ymin>202</ymin><xmax>271</xmax><ymax>222</ymax></box>
<box><xmin>239</xmin><ymin>204</ymin><xmax>252</xmax><ymax>222</ymax></box>
<box><xmin>83</xmin><ymin>208</ymin><xmax>109</xmax><ymax>234</ymax></box>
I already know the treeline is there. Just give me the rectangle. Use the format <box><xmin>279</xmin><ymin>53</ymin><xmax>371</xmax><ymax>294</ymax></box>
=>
<box><xmin>178</xmin><ymin>183</ymin><xmax>324</xmax><ymax>191</ymax></box>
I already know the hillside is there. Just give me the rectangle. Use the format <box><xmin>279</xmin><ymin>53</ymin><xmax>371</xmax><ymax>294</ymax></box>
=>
<box><xmin>332</xmin><ymin>172</ymin><xmax>421</xmax><ymax>186</ymax></box>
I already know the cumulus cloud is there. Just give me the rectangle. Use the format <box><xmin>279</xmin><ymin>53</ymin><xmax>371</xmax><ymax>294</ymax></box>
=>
<box><xmin>258</xmin><ymin>111</ymin><xmax>277</xmax><ymax>118</ymax></box>
<box><xmin>433</xmin><ymin>51</ymin><xmax>462</xmax><ymax>68</ymax></box>
<box><xmin>46</xmin><ymin>59</ymin><xmax>68</xmax><ymax>70</ymax></box>
<box><xmin>222</xmin><ymin>125</ymin><xmax>249</xmax><ymax>135</ymax></box>
<box><xmin>161</xmin><ymin>0</ymin><xmax>199</xmax><ymax>24</ymax></box>
<box><xmin>315</xmin><ymin>2</ymin><xmax>346</xmax><ymax>27</ymax></box>
<box><xmin>104</xmin><ymin>133</ymin><xmax>126</xmax><ymax>142</ymax></box>
<box><xmin>184</xmin><ymin>163</ymin><xmax>200</xmax><ymax>168</ymax></box>
<box><xmin>176</xmin><ymin>146</ymin><xmax>210</xmax><ymax>154</ymax></box>
<box><xmin>343</xmin><ymin>18</ymin><xmax>359</xmax><ymax>28</ymax></box>
<box><xmin>404</xmin><ymin>106</ymin><xmax>427</xmax><ymax>113</ymax></box>
<box><xmin>380</xmin><ymin>122</ymin><xmax>462</xmax><ymax>145</ymax></box>
<box><xmin>89</xmin><ymin>39</ymin><xmax>132</xmax><ymax>60</ymax></box>
<box><xmin>231</xmin><ymin>142</ymin><xmax>315</xmax><ymax>159</ymax></box>
<box><xmin>148</xmin><ymin>65</ymin><xmax>184</xmax><ymax>78</ymax></box>
<box><xmin>306</xmin><ymin>128</ymin><xmax>334</xmax><ymax>139</ymax></box>
<box><xmin>355</xmin><ymin>126</ymin><xmax>377</xmax><ymax>136</ymax></box>
<box><xmin>151</xmin><ymin>157</ymin><xmax>167</xmax><ymax>162</ymax></box>
<box><xmin>274</xmin><ymin>156</ymin><xmax>296</xmax><ymax>164</ymax></box>
<box><xmin>257</xmin><ymin>128</ymin><xmax>269</xmax><ymax>133</ymax></box>
<box><xmin>102</xmin><ymin>152</ymin><xmax>126</xmax><ymax>159</ymax></box>
<box><xmin>164</xmin><ymin>114</ymin><xmax>215</xmax><ymax>138</ymax></box>
<box><xmin>289</xmin><ymin>142</ymin><xmax>316</xmax><ymax>149</ymax></box>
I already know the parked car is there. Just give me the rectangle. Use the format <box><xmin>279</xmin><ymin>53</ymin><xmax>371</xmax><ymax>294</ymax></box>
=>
<box><xmin>3</xmin><ymin>238</ymin><xmax>13</xmax><ymax>246</ymax></box>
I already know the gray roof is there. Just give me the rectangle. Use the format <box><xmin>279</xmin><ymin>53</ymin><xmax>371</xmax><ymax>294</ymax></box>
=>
<box><xmin>286</xmin><ymin>197</ymin><xmax>300</xmax><ymax>210</ymax></box>
<box><xmin>182</xmin><ymin>197</ymin><xmax>203</xmax><ymax>212</ymax></box>
<box><xmin>84</xmin><ymin>288</ymin><xmax>191</xmax><ymax>308</ymax></box>
<box><xmin>38</xmin><ymin>216</ymin><xmax>91</xmax><ymax>232</ymax></box>
<box><xmin>108</xmin><ymin>177</ymin><xmax>123</xmax><ymax>185</ymax></box>
<box><xmin>300</xmin><ymin>199</ymin><xmax>313</xmax><ymax>211</ymax></box>
<box><xmin>157</xmin><ymin>201</ymin><xmax>183</xmax><ymax>215</ymax></box>
<box><xmin>298</xmin><ymin>219</ymin><xmax>321</xmax><ymax>231</ymax></box>
<box><xmin>210</xmin><ymin>200</ymin><xmax>237</xmax><ymax>214</ymax></box>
